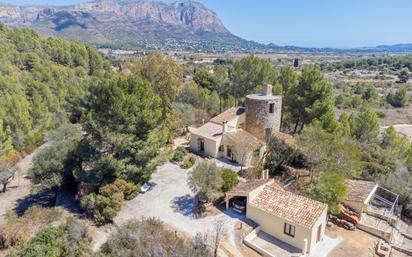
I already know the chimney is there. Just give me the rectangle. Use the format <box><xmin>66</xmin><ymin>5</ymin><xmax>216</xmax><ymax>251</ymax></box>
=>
<box><xmin>265</xmin><ymin>84</ymin><xmax>272</xmax><ymax>96</ymax></box>
<box><xmin>261</xmin><ymin>169</ymin><xmax>269</xmax><ymax>180</ymax></box>
<box><xmin>222</xmin><ymin>121</ymin><xmax>228</xmax><ymax>133</ymax></box>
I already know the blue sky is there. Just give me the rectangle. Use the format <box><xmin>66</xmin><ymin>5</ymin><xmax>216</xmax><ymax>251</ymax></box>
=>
<box><xmin>2</xmin><ymin>0</ymin><xmax>412</xmax><ymax>48</ymax></box>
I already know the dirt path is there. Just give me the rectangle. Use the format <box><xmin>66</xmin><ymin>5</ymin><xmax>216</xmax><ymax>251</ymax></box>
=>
<box><xmin>0</xmin><ymin>143</ymin><xmax>50</xmax><ymax>225</ymax></box>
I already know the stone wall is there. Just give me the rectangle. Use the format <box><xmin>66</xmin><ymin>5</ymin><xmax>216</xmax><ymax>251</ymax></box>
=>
<box><xmin>245</xmin><ymin>95</ymin><xmax>282</xmax><ymax>141</ymax></box>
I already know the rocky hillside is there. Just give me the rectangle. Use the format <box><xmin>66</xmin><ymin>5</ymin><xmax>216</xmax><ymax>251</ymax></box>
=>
<box><xmin>0</xmin><ymin>0</ymin><xmax>264</xmax><ymax>52</ymax></box>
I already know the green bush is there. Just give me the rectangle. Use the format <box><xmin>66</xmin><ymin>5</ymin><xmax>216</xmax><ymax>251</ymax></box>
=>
<box><xmin>386</xmin><ymin>87</ymin><xmax>409</xmax><ymax>107</ymax></box>
<box><xmin>188</xmin><ymin>162</ymin><xmax>223</xmax><ymax>202</ymax></box>
<box><xmin>80</xmin><ymin>179</ymin><xmax>139</xmax><ymax>225</ymax></box>
<box><xmin>22</xmin><ymin>227</ymin><xmax>65</xmax><ymax>257</ymax></box>
<box><xmin>181</xmin><ymin>155</ymin><xmax>196</xmax><ymax>169</ymax></box>
<box><xmin>80</xmin><ymin>179</ymin><xmax>138</xmax><ymax>225</ymax></box>
<box><xmin>100</xmin><ymin>179</ymin><xmax>139</xmax><ymax>200</ymax></box>
<box><xmin>220</xmin><ymin>169</ymin><xmax>238</xmax><ymax>192</ymax></box>
<box><xmin>307</xmin><ymin>173</ymin><xmax>347</xmax><ymax>215</ymax></box>
<box><xmin>376</xmin><ymin>111</ymin><xmax>386</xmax><ymax>118</ymax></box>
<box><xmin>172</xmin><ymin>146</ymin><xmax>188</xmax><ymax>162</ymax></box>
<box><xmin>264</xmin><ymin>136</ymin><xmax>294</xmax><ymax>175</ymax></box>
<box><xmin>17</xmin><ymin>217</ymin><xmax>90</xmax><ymax>257</ymax></box>
<box><xmin>95</xmin><ymin>192</ymin><xmax>123</xmax><ymax>225</ymax></box>
<box><xmin>0</xmin><ymin>206</ymin><xmax>62</xmax><ymax>250</ymax></box>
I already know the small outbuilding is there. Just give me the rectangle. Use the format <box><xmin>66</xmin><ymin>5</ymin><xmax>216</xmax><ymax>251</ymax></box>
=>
<box><xmin>246</xmin><ymin>185</ymin><xmax>328</xmax><ymax>254</ymax></box>
<box><xmin>344</xmin><ymin>179</ymin><xmax>399</xmax><ymax>216</ymax></box>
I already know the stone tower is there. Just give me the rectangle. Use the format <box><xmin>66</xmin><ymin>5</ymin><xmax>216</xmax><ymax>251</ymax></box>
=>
<box><xmin>245</xmin><ymin>84</ymin><xmax>282</xmax><ymax>141</ymax></box>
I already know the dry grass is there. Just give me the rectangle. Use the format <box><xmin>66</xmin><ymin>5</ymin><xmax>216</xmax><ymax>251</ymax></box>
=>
<box><xmin>0</xmin><ymin>206</ymin><xmax>62</xmax><ymax>249</ymax></box>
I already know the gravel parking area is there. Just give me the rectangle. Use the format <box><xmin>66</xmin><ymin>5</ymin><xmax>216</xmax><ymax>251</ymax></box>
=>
<box><xmin>115</xmin><ymin>162</ymin><xmax>245</xmax><ymax>245</ymax></box>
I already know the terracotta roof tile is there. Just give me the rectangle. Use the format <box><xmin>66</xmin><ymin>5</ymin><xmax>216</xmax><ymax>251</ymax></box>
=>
<box><xmin>189</xmin><ymin>122</ymin><xmax>222</xmax><ymax>140</ymax></box>
<box><xmin>344</xmin><ymin>179</ymin><xmax>376</xmax><ymax>203</ymax></box>
<box><xmin>223</xmin><ymin>129</ymin><xmax>263</xmax><ymax>147</ymax></box>
<box><xmin>249</xmin><ymin>186</ymin><xmax>327</xmax><ymax>229</ymax></box>
<box><xmin>229</xmin><ymin>179</ymin><xmax>280</xmax><ymax>195</ymax></box>
<box><xmin>210</xmin><ymin>107</ymin><xmax>245</xmax><ymax>124</ymax></box>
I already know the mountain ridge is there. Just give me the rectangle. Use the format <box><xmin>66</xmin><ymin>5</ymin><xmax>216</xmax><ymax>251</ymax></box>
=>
<box><xmin>0</xmin><ymin>1</ymin><xmax>411</xmax><ymax>53</ymax></box>
<box><xmin>0</xmin><ymin>0</ymin><xmax>264</xmax><ymax>52</ymax></box>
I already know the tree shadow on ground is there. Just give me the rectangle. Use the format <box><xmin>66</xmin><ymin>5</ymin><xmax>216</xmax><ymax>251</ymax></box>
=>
<box><xmin>14</xmin><ymin>188</ymin><xmax>57</xmax><ymax>216</ymax></box>
<box><xmin>170</xmin><ymin>194</ymin><xmax>197</xmax><ymax>217</ymax></box>
<box><xmin>54</xmin><ymin>188</ymin><xmax>82</xmax><ymax>215</ymax></box>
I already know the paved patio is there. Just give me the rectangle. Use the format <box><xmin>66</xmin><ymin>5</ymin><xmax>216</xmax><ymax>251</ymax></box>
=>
<box><xmin>246</xmin><ymin>230</ymin><xmax>343</xmax><ymax>257</ymax></box>
<box><xmin>215</xmin><ymin>157</ymin><xmax>246</xmax><ymax>172</ymax></box>
<box><xmin>250</xmin><ymin>231</ymin><xmax>301</xmax><ymax>257</ymax></box>
<box><xmin>309</xmin><ymin>233</ymin><xmax>343</xmax><ymax>257</ymax></box>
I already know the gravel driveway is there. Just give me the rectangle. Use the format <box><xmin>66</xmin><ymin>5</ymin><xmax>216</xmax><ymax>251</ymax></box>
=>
<box><xmin>115</xmin><ymin>162</ymin><xmax>244</xmax><ymax>245</ymax></box>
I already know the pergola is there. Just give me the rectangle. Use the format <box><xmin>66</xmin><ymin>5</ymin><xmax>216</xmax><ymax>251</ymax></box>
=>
<box><xmin>366</xmin><ymin>185</ymin><xmax>399</xmax><ymax>216</ymax></box>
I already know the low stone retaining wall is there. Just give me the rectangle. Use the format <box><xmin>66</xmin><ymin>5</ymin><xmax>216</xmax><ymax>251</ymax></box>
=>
<box><xmin>243</xmin><ymin>226</ymin><xmax>305</xmax><ymax>257</ymax></box>
<box><xmin>244</xmin><ymin>227</ymin><xmax>278</xmax><ymax>257</ymax></box>
<box><xmin>365</xmin><ymin>208</ymin><xmax>398</xmax><ymax>226</ymax></box>
<box><xmin>357</xmin><ymin>222</ymin><xmax>392</xmax><ymax>242</ymax></box>
<box><xmin>392</xmin><ymin>245</ymin><xmax>412</xmax><ymax>256</ymax></box>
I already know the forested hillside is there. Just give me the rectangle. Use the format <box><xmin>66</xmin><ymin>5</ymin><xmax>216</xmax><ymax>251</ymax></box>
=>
<box><xmin>321</xmin><ymin>55</ymin><xmax>412</xmax><ymax>71</ymax></box>
<box><xmin>0</xmin><ymin>23</ymin><xmax>109</xmax><ymax>163</ymax></box>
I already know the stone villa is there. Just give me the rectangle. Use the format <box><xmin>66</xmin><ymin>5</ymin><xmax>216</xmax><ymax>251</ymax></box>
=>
<box><xmin>189</xmin><ymin>84</ymin><xmax>282</xmax><ymax>166</ymax></box>
<box><xmin>190</xmin><ymin>84</ymin><xmax>332</xmax><ymax>256</ymax></box>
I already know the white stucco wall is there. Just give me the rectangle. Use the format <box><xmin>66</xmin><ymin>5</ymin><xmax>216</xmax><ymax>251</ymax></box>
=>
<box><xmin>189</xmin><ymin>134</ymin><xmax>220</xmax><ymax>158</ymax></box>
<box><xmin>246</xmin><ymin>204</ymin><xmax>327</xmax><ymax>254</ymax></box>
<box><xmin>309</xmin><ymin>207</ymin><xmax>328</xmax><ymax>253</ymax></box>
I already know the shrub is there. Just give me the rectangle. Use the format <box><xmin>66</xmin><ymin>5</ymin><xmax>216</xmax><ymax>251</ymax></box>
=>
<box><xmin>99</xmin><ymin>218</ymin><xmax>211</xmax><ymax>257</ymax></box>
<box><xmin>173</xmin><ymin>146</ymin><xmax>188</xmax><ymax>162</ymax></box>
<box><xmin>307</xmin><ymin>173</ymin><xmax>347</xmax><ymax>215</ymax></box>
<box><xmin>181</xmin><ymin>155</ymin><xmax>196</xmax><ymax>169</ymax></box>
<box><xmin>399</xmin><ymin>67</ymin><xmax>410</xmax><ymax>83</ymax></box>
<box><xmin>220</xmin><ymin>169</ymin><xmax>238</xmax><ymax>192</ymax></box>
<box><xmin>80</xmin><ymin>179</ymin><xmax>139</xmax><ymax>225</ymax></box>
<box><xmin>238</xmin><ymin>166</ymin><xmax>262</xmax><ymax>180</ymax></box>
<box><xmin>16</xmin><ymin>217</ymin><xmax>91</xmax><ymax>257</ymax></box>
<box><xmin>22</xmin><ymin>227</ymin><xmax>65</xmax><ymax>257</ymax></box>
<box><xmin>0</xmin><ymin>206</ymin><xmax>62</xmax><ymax>249</ymax></box>
<box><xmin>80</xmin><ymin>192</ymin><xmax>122</xmax><ymax>225</ymax></box>
<box><xmin>386</xmin><ymin>87</ymin><xmax>409</xmax><ymax>107</ymax></box>
<box><xmin>29</xmin><ymin>139</ymin><xmax>78</xmax><ymax>192</ymax></box>
<box><xmin>376</xmin><ymin>111</ymin><xmax>386</xmax><ymax>118</ymax></box>
<box><xmin>100</xmin><ymin>179</ymin><xmax>139</xmax><ymax>200</ymax></box>
<box><xmin>264</xmin><ymin>136</ymin><xmax>294</xmax><ymax>175</ymax></box>
<box><xmin>188</xmin><ymin>162</ymin><xmax>223</xmax><ymax>202</ymax></box>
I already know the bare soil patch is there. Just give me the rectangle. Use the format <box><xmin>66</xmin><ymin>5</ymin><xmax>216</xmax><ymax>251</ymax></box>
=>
<box><xmin>0</xmin><ymin>143</ymin><xmax>50</xmax><ymax>225</ymax></box>
<box><xmin>326</xmin><ymin>226</ymin><xmax>378</xmax><ymax>257</ymax></box>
